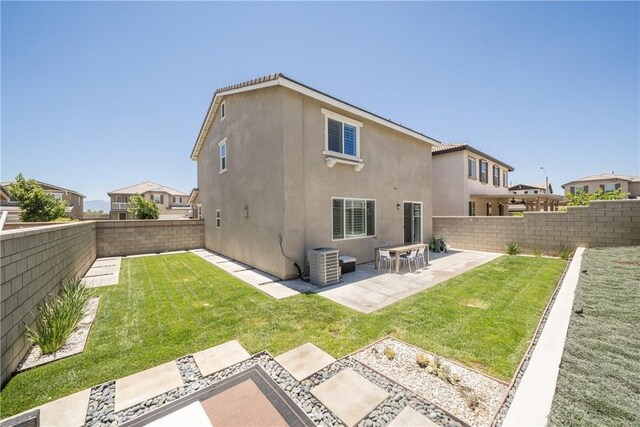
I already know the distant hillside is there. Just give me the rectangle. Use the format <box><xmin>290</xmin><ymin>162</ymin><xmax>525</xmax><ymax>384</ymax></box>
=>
<box><xmin>84</xmin><ymin>199</ymin><xmax>110</xmax><ymax>213</ymax></box>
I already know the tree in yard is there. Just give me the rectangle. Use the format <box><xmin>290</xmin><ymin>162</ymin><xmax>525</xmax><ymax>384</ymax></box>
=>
<box><xmin>7</xmin><ymin>174</ymin><xmax>68</xmax><ymax>222</ymax></box>
<box><xmin>127</xmin><ymin>194</ymin><xmax>160</xmax><ymax>219</ymax></box>
<box><xmin>565</xmin><ymin>188</ymin><xmax>626</xmax><ymax>206</ymax></box>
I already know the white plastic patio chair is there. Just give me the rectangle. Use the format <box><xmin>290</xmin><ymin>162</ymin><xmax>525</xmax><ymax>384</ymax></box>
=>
<box><xmin>416</xmin><ymin>246</ymin><xmax>427</xmax><ymax>269</ymax></box>
<box><xmin>378</xmin><ymin>249</ymin><xmax>395</xmax><ymax>273</ymax></box>
<box><xmin>400</xmin><ymin>249</ymin><xmax>419</xmax><ymax>273</ymax></box>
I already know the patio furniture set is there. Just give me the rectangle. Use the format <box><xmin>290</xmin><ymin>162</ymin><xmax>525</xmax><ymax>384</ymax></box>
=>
<box><xmin>374</xmin><ymin>243</ymin><xmax>430</xmax><ymax>274</ymax></box>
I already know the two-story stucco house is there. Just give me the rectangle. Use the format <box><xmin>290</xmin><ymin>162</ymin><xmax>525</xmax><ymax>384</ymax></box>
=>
<box><xmin>108</xmin><ymin>181</ymin><xmax>190</xmax><ymax>220</ymax></box>
<box><xmin>431</xmin><ymin>144</ymin><xmax>514</xmax><ymax>216</ymax></box>
<box><xmin>191</xmin><ymin>73</ymin><xmax>441</xmax><ymax>280</ymax></box>
<box><xmin>561</xmin><ymin>173</ymin><xmax>640</xmax><ymax>198</ymax></box>
<box><xmin>1</xmin><ymin>180</ymin><xmax>85</xmax><ymax>220</ymax></box>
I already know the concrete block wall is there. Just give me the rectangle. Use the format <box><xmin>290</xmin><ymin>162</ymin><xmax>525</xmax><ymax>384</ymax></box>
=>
<box><xmin>0</xmin><ymin>222</ymin><xmax>97</xmax><ymax>386</ymax></box>
<box><xmin>95</xmin><ymin>220</ymin><xmax>204</xmax><ymax>257</ymax></box>
<box><xmin>433</xmin><ymin>200</ymin><xmax>640</xmax><ymax>253</ymax></box>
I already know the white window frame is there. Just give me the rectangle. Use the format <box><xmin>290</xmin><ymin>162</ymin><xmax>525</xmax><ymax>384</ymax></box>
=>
<box><xmin>151</xmin><ymin>194</ymin><xmax>162</xmax><ymax>204</ymax></box>
<box><xmin>51</xmin><ymin>192</ymin><xmax>63</xmax><ymax>202</ymax></box>
<box><xmin>220</xmin><ymin>100</ymin><xmax>226</xmax><ymax>121</ymax></box>
<box><xmin>604</xmin><ymin>183</ymin><xmax>616</xmax><ymax>192</ymax></box>
<box><xmin>493</xmin><ymin>165</ymin><xmax>500</xmax><ymax>186</ymax></box>
<box><xmin>116</xmin><ymin>195</ymin><xmax>126</xmax><ymax>203</ymax></box>
<box><xmin>503</xmin><ymin>171</ymin><xmax>508</xmax><ymax>187</ymax></box>
<box><xmin>215</xmin><ymin>209</ymin><xmax>221</xmax><ymax>228</ymax></box>
<box><xmin>218</xmin><ymin>138</ymin><xmax>228</xmax><ymax>174</ymax></box>
<box><xmin>331</xmin><ymin>197</ymin><xmax>376</xmax><ymax>241</ymax></box>
<box><xmin>479</xmin><ymin>159</ymin><xmax>488</xmax><ymax>184</ymax></box>
<box><xmin>322</xmin><ymin>108</ymin><xmax>363</xmax><ymax>161</ymax></box>
<box><xmin>468</xmin><ymin>156</ymin><xmax>477</xmax><ymax>179</ymax></box>
<box><xmin>403</xmin><ymin>200</ymin><xmax>424</xmax><ymax>244</ymax></box>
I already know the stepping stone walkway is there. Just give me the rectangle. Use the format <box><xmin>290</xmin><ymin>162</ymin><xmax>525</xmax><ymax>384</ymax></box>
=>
<box><xmin>311</xmin><ymin>368</ymin><xmax>389</xmax><ymax>427</ymax></box>
<box><xmin>80</xmin><ymin>257</ymin><xmax>121</xmax><ymax>288</ymax></box>
<box><xmin>115</xmin><ymin>361</ymin><xmax>184</xmax><ymax>412</ymax></box>
<box><xmin>388</xmin><ymin>406</ymin><xmax>439</xmax><ymax>427</ymax></box>
<box><xmin>190</xmin><ymin>249</ymin><xmax>300</xmax><ymax>299</ymax></box>
<box><xmin>192</xmin><ymin>340</ymin><xmax>251</xmax><ymax>377</ymax></box>
<box><xmin>275</xmin><ymin>343</ymin><xmax>335</xmax><ymax>381</ymax></box>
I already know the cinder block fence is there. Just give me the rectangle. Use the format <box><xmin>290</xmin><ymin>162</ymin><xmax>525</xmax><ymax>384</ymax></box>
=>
<box><xmin>433</xmin><ymin>200</ymin><xmax>640</xmax><ymax>253</ymax></box>
<box><xmin>0</xmin><ymin>220</ymin><xmax>204</xmax><ymax>386</ymax></box>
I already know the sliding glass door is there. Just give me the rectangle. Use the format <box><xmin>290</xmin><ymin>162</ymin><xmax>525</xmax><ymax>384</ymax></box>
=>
<box><xmin>403</xmin><ymin>202</ymin><xmax>423</xmax><ymax>243</ymax></box>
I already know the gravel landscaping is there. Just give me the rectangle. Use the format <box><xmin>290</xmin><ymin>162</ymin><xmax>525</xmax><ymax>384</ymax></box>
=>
<box><xmin>17</xmin><ymin>297</ymin><xmax>100</xmax><ymax>372</ymax></box>
<box><xmin>353</xmin><ymin>338</ymin><xmax>506</xmax><ymax>427</ymax></box>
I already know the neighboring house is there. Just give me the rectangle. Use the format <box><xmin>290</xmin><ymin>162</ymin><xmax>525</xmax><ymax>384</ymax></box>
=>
<box><xmin>108</xmin><ymin>181</ymin><xmax>190</xmax><ymax>220</ymax></box>
<box><xmin>431</xmin><ymin>144</ymin><xmax>514</xmax><ymax>216</ymax></box>
<box><xmin>0</xmin><ymin>180</ymin><xmax>85</xmax><ymax>220</ymax></box>
<box><xmin>191</xmin><ymin>73</ymin><xmax>440</xmax><ymax>280</ymax></box>
<box><xmin>509</xmin><ymin>183</ymin><xmax>551</xmax><ymax>195</ymax></box>
<box><xmin>561</xmin><ymin>173</ymin><xmax>640</xmax><ymax>198</ymax></box>
<box><xmin>188</xmin><ymin>188</ymin><xmax>201</xmax><ymax>219</ymax></box>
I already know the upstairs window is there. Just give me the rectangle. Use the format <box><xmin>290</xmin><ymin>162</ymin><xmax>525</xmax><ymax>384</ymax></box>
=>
<box><xmin>216</xmin><ymin>209</ymin><xmax>221</xmax><ymax>228</ymax></box>
<box><xmin>493</xmin><ymin>165</ymin><xmax>500</xmax><ymax>186</ymax></box>
<box><xmin>220</xmin><ymin>101</ymin><xmax>226</xmax><ymax>120</ymax></box>
<box><xmin>479</xmin><ymin>160</ymin><xmax>488</xmax><ymax>183</ymax></box>
<box><xmin>468</xmin><ymin>157</ymin><xmax>477</xmax><ymax>179</ymax></box>
<box><xmin>332</xmin><ymin>198</ymin><xmax>375</xmax><ymax>240</ymax></box>
<box><xmin>503</xmin><ymin>171</ymin><xmax>508</xmax><ymax>187</ymax></box>
<box><xmin>219</xmin><ymin>138</ymin><xmax>227</xmax><ymax>173</ymax></box>
<box><xmin>322</xmin><ymin>109</ymin><xmax>362</xmax><ymax>158</ymax></box>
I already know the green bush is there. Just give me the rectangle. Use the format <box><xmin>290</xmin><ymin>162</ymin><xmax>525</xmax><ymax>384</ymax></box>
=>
<box><xmin>383</xmin><ymin>346</ymin><xmax>396</xmax><ymax>360</ymax></box>
<box><xmin>533</xmin><ymin>248</ymin><xmax>543</xmax><ymax>257</ymax></box>
<box><xmin>512</xmin><ymin>212</ymin><xmax>524</xmax><ymax>217</ymax></box>
<box><xmin>505</xmin><ymin>242</ymin><xmax>522</xmax><ymax>255</ymax></box>
<box><xmin>128</xmin><ymin>194</ymin><xmax>160</xmax><ymax>219</ymax></box>
<box><xmin>557</xmin><ymin>246</ymin><xmax>573</xmax><ymax>260</ymax></box>
<box><xmin>25</xmin><ymin>279</ymin><xmax>94</xmax><ymax>354</ymax></box>
<box><xmin>7</xmin><ymin>174</ymin><xmax>67</xmax><ymax>222</ymax></box>
<box><xmin>566</xmin><ymin>188</ymin><xmax>626</xmax><ymax>206</ymax></box>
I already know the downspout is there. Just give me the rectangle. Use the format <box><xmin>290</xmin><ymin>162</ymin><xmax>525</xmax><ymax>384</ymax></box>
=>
<box><xmin>278</xmin><ymin>234</ymin><xmax>305</xmax><ymax>281</ymax></box>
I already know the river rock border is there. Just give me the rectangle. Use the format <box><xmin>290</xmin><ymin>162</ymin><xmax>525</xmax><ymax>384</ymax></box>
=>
<box><xmin>305</xmin><ymin>357</ymin><xmax>469</xmax><ymax>427</ymax></box>
<box><xmin>491</xmin><ymin>256</ymin><xmax>574</xmax><ymax>426</ymax></box>
<box><xmin>84</xmin><ymin>352</ymin><xmax>343</xmax><ymax>427</ymax></box>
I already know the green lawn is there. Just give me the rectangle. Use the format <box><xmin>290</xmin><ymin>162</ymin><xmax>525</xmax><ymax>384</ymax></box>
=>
<box><xmin>548</xmin><ymin>246</ymin><xmax>640</xmax><ymax>427</ymax></box>
<box><xmin>0</xmin><ymin>253</ymin><xmax>565</xmax><ymax>417</ymax></box>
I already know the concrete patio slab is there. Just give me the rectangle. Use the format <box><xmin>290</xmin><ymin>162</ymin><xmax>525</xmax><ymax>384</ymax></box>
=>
<box><xmin>275</xmin><ymin>343</ymin><xmax>336</xmax><ymax>381</ymax></box>
<box><xmin>282</xmin><ymin>249</ymin><xmax>501</xmax><ymax>313</ymax></box>
<box><xmin>502</xmin><ymin>247</ymin><xmax>585</xmax><ymax>427</ymax></box>
<box><xmin>193</xmin><ymin>340</ymin><xmax>251</xmax><ymax>377</ymax></box>
<box><xmin>80</xmin><ymin>257</ymin><xmax>121</xmax><ymax>288</ymax></box>
<box><xmin>38</xmin><ymin>388</ymin><xmax>91</xmax><ymax>427</ymax></box>
<box><xmin>311</xmin><ymin>368</ymin><xmax>388</xmax><ymax>427</ymax></box>
<box><xmin>115</xmin><ymin>361</ymin><xmax>184</xmax><ymax>412</ymax></box>
<box><xmin>388</xmin><ymin>406</ymin><xmax>438</xmax><ymax>427</ymax></box>
<box><xmin>146</xmin><ymin>402</ymin><xmax>212</xmax><ymax>427</ymax></box>
<box><xmin>234</xmin><ymin>268</ymin><xmax>279</xmax><ymax>287</ymax></box>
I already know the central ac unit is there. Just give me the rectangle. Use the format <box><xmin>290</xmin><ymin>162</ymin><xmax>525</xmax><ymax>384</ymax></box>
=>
<box><xmin>308</xmin><ymin>247</ymin><xmax>340</xmax><ymax>286</ymax></box>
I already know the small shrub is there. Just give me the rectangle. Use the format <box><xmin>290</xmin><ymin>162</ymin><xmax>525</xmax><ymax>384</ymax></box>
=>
<box><xmin>25</xmin><ymin>279</ymin><xmax>94</xmax><ymax>354</ymax></box>
<box><xmin>460</xmin><ymin>387</ymin><xmax>481</xmax><ymax>411</ymax></box>
<box><xmin>505</xmin><ymin>242</ymin><xmax>521</xmax><ymax>255</ymax></box>
<box><xmin>416</xmin><ymin>353</ymin><xmax>430</xmax><ymax>368</ymax></box>
<box><xmin>533</xmin><ymin>248</ymin><xmax>543</xmax><ymax>257</ymax></box>
<box><xmin>557</xmin><ymin>246</ymin><xmax>573</xmax><ymax>260</ymax></box>
<box><xmin>512</xmin><ymin>212</ymin><xmax>524</xmax><ymax>217</ymax></box>
<box><xmin>433</xmin><ymin>355</ymin><xmax>443</xmax><ymax>370</ymax></box>
<box><xmin>383</xmin><ymin>346</ymin><xmax>396</xmax><ymax>360</ymax></box>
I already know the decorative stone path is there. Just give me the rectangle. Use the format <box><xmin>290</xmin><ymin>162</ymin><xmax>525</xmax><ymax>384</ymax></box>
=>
<box><xmin>81</xmin><ymin>257</ymin><xmax>121</xmax><ymax>288</ymax></box>
<box><xmin>4</xmin><ymin>340</ymin><xmax>471</xmax><ymax>427</ymax></box>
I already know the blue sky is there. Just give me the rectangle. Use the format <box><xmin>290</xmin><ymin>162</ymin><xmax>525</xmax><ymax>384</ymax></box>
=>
<box><xmin>2</xmin><ymin>2</ymin><xmax>638</xmax><ymax>201</ymax></box>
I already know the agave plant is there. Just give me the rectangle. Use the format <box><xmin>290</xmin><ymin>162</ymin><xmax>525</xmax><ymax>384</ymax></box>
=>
<box><xmin>505</xmin><ymin>242</ymin><xmax>522</xmax><ymax>256</ymax></box>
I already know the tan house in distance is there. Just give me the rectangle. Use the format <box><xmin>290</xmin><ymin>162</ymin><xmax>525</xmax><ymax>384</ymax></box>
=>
<box><xmin>108</xmin><ymin>181</ymin><xmax>190</xmax><ymax>220</ymax></box>
<box><xmin>431</xmin><ymin>144</ymin><xmax>514</xmax><ymax>216</ymax></box>
<box><xmin>0</xmin><ymin>180</ymin><xmax>85</xmax><ymax>220</ymax></box>
<box><xmin>191</xmin><ymin>73</ymin><xmax>440</xmax><ymax>280</ymax></box>
<box><xmin>561</xmin><ymin>173</ymin><xmax>640</xmax><ymax>198</ymax></box>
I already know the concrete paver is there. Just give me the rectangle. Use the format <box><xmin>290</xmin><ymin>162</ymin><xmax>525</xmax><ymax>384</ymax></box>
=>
<box><xmin>38</xmin><ymin>388</ymin><xmax>91</xmax><ymax>427</ymax></box>
<box><xmin>502</xmin><ymin>247</ymin><xmax>585</xmax><ymax>427</ymax></box>
<box><xmin>81</xmin><ymin>257</ymin><xmax>121</xmax><ymax>288</ymax></box>
<box><xmin>388</xmin><ymin>406</ymin><xmax>438</xmax><ymax>427</ymax></box>
<box><xmin>192</xmin><ymin>340</ymin><xmax>251</xmax><ymax>377</ymax></box>
<box><xmin>311</xmin><ymin>368</ymin><xmax>388</xmax><ymax>427</ymax></box>
<box><xmin>275</xmin><ymin>343</ymin><xmax>336</xmax><ymax>381</ymax></box>
<box><xmin>115</xmin><ymin>361</ymin><xmax>184</xmax><ymax>412</ymax></box>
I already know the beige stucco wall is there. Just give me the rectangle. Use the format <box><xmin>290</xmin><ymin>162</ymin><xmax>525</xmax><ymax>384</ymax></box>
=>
<box><xmin>433</xmin><ymin>200</ymin><xmax>640</xmax><ymax>253</ymax></box>
<box><xmin>629</xmin><ymin>182</ymin><xmax>640</xmax><ymax>197</ymax></box>
<box><xmin>197</xmin><ymin>87</ymin><xmax>288</xmax><ymax>279</ymax></box>
<box><xmin>287</xmin><ymin>90</ymin><xmax>433</xmax><ymax>275</ymax></box>
<box><xmin>432</xmin><ymin>151</ymin><xmax>466</xmax><ymax>216</ymax></box>
<box><xmin>196</xmin><ymin>86</ymin><xmax>435</xmax><ymax>279</ymax></box>
<box><xmin>0</xmin><ymin>222</ymin><xmax>97</xmax><ymax>386</ymax></box>
<box><xmin>563</xmin><ymin>179</ymin><xmax>630</xmax><ymax>196</ymax></box>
